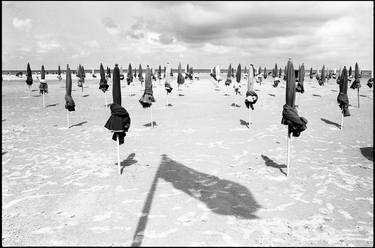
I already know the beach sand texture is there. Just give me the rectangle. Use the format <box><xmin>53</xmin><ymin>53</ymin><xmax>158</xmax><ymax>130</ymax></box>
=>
<box><xmin>2</xmin><ymin>74</ymin><xmax>373</xmax><ymax>246</ymax></box>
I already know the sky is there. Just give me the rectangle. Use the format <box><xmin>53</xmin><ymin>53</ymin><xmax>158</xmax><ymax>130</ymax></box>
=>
<box><xmin>2</xmin><ymin>1</ymin><xmax>373</xmax><ymax>70</ymax></box>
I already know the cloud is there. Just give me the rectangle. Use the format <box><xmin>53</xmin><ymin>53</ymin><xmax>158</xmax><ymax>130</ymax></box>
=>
<box><xmin>102</xmin><ymin>17</ymin><xmax>121</xmax><ymax>35</ymax></box>
<box><xmin>36</xmin><ymin>41</ymin><xmax>61</xmax><ymax>53</ymax></box>
<box><xmin>84</xmin><ymin>40</ymin><xmax>100</xmax><ymax>48</ymax></box>
<box><xmin>12</xmin><ymin>17</ymin><xmax>32</xmax><ymax>30</ymax></box>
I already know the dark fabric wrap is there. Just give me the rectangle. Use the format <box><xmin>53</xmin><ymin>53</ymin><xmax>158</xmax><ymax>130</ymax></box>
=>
<box><xmin>165</xmin><ymin>82</ymin><xmax>173</xmax><ymax>93</ymax></box>
<box><xmin>39</xmin><ymin>82</ymin><xmax>48</xmax><ymax>94</ymax></box>
<box><xmin>350</xmin><ymin>79</ymin><xmax>361</xmax><ymax>89</ymax></box>
<box><xmin>273</xmin><ymin>79</ymin><xmax>280</xmax><ymax>88</ymax></box>
<box><xmin>367</xmin><ymin>78</ymin><xmax>373</xmax><ymax>88</ymax></box>
<box><xmin>99</xmin><ymin>78</ymin><xmax>109</xmax><ymax>93</ymax></box>
<box><xmin>104</xmin><ymin>103</ymin><xmax>131</xmax><ymax>145</ymax></box>
<box><xmin>337</xmin><ymin>93</ymin><xmax>350</xmax><ymax>116</ymax></box>
<box><xmin>296</xmin><ymin>82</ymin><xmax>304</xmax><ymax>93</ymax></box>
<box><xmin>65</xmin><ymin>95</ymin><xmax>75</xmax><ymax>111</ymax></box>
<box><xmin>281</xmin><ymin>104</ymin><xmax>308</xmax><ymax>137</ymax></box>
<box><xmin>244</xmin><ymin>90</ymin><xmax>258</xmax><ymax>110</ymax></box>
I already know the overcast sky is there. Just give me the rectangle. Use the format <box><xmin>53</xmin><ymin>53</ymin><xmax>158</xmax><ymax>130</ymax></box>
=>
<box><xmin>2</xmin><ymin>1</ymin><xmax>373</xmax><ymax>70</ymax></box>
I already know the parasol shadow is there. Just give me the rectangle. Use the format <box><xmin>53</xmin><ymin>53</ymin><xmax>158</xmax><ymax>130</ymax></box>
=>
<box><xmin>320</xmin><ymin>118</ymin><xmax>340</xmax><ymax>128</ymax></box>
<box><xmin>240</xmin><ymin>119</ymin><xmax>249</xmax><ymax>128</ymax></box>
<box><xmin>144</xmin><ymin>121</ymin><xmax>158</xmax><ymax>127</ymax></box>
<box><xmin>70</xmin><ymin>121</ymin><xmax>88</xmax><ymax>128</ymax></box>
<box><xmin>261</xmin><ymin>155</ymin><xmax>287</xmax><ymax>176</ymax></box>
<box><xmin>131</xmin><ymin>154</ymin><xmax>261</xmax><ymax>247</ymax></box>
<box><xmin>119</xmin><ymin>153</ymin><xmax>138</xmax><ymax>174</ymax></box>
<box><xmin>46</xmin><ymin>103</ymin><xmax>58</xmax><ymax>108</ymax></box>
<box><xmin>360</xmin><ymin>147</ymin><xmax>373</xmax><ymax>162</ymax></box>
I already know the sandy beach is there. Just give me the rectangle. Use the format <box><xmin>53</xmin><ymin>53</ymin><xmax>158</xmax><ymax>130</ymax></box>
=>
<box><xmin>1</xmin><ymin>74</ymin><xmax>373</xmax><ymax>246</ymax></box>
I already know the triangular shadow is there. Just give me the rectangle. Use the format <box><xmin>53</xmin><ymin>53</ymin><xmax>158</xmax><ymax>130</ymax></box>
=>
<box><xmin>312</xmin><ymin>94</ymin><xmax>321</xmax><ymax>97</ymax></box>
<box><xmin>268</xmin><ymin>93</ymin><xmax>275</xmax><ymax>97</ymax></box>
<box><xmin>261</xmin><ymin>155</ymin><xmax>287</xmax><ymax>176</ymax></box>
<box><xmin>46</xmin><ymin>103</ymin><xmax>58</xmax><ymax>108</ymax></box>
<box><xmin>131</xmin><ymin>154</ymin><xmax>261</xmax><ymax>247</ymax></box>
<box><xmin>82</xmin><ymin>94</ymin><xmax>90</xmax><ymax>97</ymax></box>
<box><xmin>360</xmin><ymin>147</ymin><xmax>373</xmax><ymax>162</ymax></box>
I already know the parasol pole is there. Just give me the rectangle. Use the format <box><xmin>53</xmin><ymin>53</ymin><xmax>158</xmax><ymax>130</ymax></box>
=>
<box><xmin>150</xmin><ymin>106</ymin><xmax>154</xmax><ymax>128</ymax></box>
<box><xmin>42</xmin><ymin>92</ymin><xmax>45</xmax><ymax>108</ymax></box>
<box><xmin>340</xmin><ymin>111</ymin><xmax>344</xmax><ymax>129</ymax></box>
<box><xmin>166</xmin><ymin>92</ymin><xmax>169</xmax><ymax>106</ymax></box>
<box><xmin>357</xmin><ymin>87</ymin><xmax>360</xmax><ymax>108</ymax></box>
<box><xmin>104</xmin><ymin>91</ymin><xmax>108</xmax><ymax>108</ymax></box>
<box><xmin>286</xmin><ymin>126</ymin><xmax>291</xmax><ymax>176</ymax></box>
<box><xmin>248</xmin><ymin>107</ymin><xmax>252</xmax><ymax>125</ymax></box>
<box><xmin>28</xmin><ymin>85</ymin><xmax>31</xmax><ymax>97</ymax></box>
<box><xmin>67</xmin><ymin>109</ymin><xmax>70</xmax><ymax>128</ymax></box>
<box><xmin>117</xmin><ymin>133</ymin><xmax>121</xmax><ymax>174</ymax></box>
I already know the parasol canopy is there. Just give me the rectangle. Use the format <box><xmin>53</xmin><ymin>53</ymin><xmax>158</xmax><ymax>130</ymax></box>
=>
<box><xmin>39</xmin><ymin>65</ymin><xmax>48</xmax><ymax>94</ymax></box>
<box><xmin>104</xmin><ymin>64</ymin><xmax>131</xmax><ymax>145</ymax></box>
<box><xmin>58</xmin><ymin>65</ymin><xmax>61</xmax><ymax>75</ymax></box>
<box><xmin>127</xmin><ymin>64</ymin><xmax>133</xmax><ymax>85</ymax></box>
<box><xmin>350</xmin><ymin>62</ymin><xmax>361</xmax><ymax>89</ymax></box>
<box><xmin>99</xmin><ymin>63</ymin><xmax>109</xmax><ymax>93</ymax></box>
<box><xmin>139</xmin><ymin>66</ymin><xmax>155</xmax><ymax>108</ymax></box>
<box><xmin>225</xmin><ymin>64</ymin><xmax>232</xmax><ymax>86</ymax></box>
<box><xmin>158</xmin><ymin>65</ymin><xmax>162</xmax><ymax>80</ymax></box>
<box><xmin>245</xmin><ymin>64</ymin><xmax>258</xmax><ymax>110</ymax></box>
<box><xmin>337</xmin><ymin>66</ymin><xmax>350</xmax><ymax>116</ymax></box>
<box><xmin>349</xmin><ymin>66</ymin><xmax>352</xmax><ymax>77</ymax></box>
<box><xmin>273</xmin><ymin>63</ymin><xmax>278</xmax><ymax>78</ymax></box>
<box><xmin>65</xmin><ymin>64</ymin><xmax>75</xmax><ymax>111</ymax></box>
<box><xmin>112</xmin><ymin>64</ymin><xmax>122</xmax><ymax>105</ymax></box>
<box><xmin>138</xmin><ymin>64</ymin><xmax>144</xmax><ymax>82</ymax></box>
<box><xmin>26</xmin><ymin>63</ymin><xmax>33</xmax><ymax>86</ymax></box>
<box><xmin>107</xmin><ymin>66</ymin><xmax>111</xmax><ymax>78</ymax></box>
<box><xmin>177</xmin><ymin>62</ymin><xmax>185</xmax><ymax>85</ymax></box>
<box><xmin>165</xmin><ymin>63</ymin><xmax>173</xmax><ymax>93</ymax></box>
<box><xmin>263</xmin><ymin>67</ymin><xmax>267</xmax><ymax>79</ymax></box>
<box><xmin>236</xmin><ymin>64</ymin><xmax>241</xmax><ymax>83</ymax></box>
<box><xmin>281</xmin><ymin>59</ymin><xmax>308</xmax><ymax>137</ymax></box>
<box><xmin>309</xmin><ymin>67</ymin><xmax>313</xmax><ymax>79</ymax></box>
<box><xmin>296</xmin><ymin>63</ymin><xmax>305</xmax><ymax>94</ymax></box>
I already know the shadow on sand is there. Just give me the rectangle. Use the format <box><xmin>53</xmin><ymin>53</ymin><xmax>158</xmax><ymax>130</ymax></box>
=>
<box><xmin>312</xmin><ymin>94</ymin><xmax>322</xmax><ymax>97</ymax></box>
<box><xmin>82</xmin><ymin>94</ymin><xmax>90</xmax><ymax>97</ymax></box>
<box><xmin>230</xmin><ymin>103</ymin><xmax>241</xmax><ymax>108</ymax></box>
<box><xmin>268</xmin><ymin>93</ymin><xmax>275</xmax><ymax>97</ymax></box>
<box><xmin>166</xmin><ymin>103</ymin><xmax>173</xmax><ymax>107</ymax></box>
<box><xmin>360</xmin><ymin>147</ymin><xmax>373</xmax><ymax>162</ymax></box>
<box><xmin>261</xmin><ymin>155</ymin><xmax>287</xmax><ymax>176</ymax></box>
<box><xmin>321</xmin><ymin>118</ymin><xmax>340</xmax><ymax>128</ymax></box>
<box><xmin>131</xmin><ymin>154</ymin><xmax>261</xmax><ymax>247</ymax></box>
<box><xmin>144</xmin><ymin>121</ymin><xmax>158</xmax><ymax>127</ymax></box>
<box><xmin>117</xmin><ymin>153</ymin><xmax>138</xmax><ymax>174</ymax></box>
<box><xmin>70</xmin><ymin>121</ymin><xmax>88</xmax><ymax>128</ymax></box>
<box><xmin>46</xmin><ymin>103</ymin><xmax>59</xmax><ymax>108</ymax></box>
<box><xmin>240</xmin><ymin>119</ymin><xmax>249</xmax><ymax>128</ymax></box>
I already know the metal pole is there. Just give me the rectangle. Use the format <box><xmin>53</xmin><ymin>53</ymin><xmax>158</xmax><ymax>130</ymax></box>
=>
<box><xmin>117</xmin><ymin>134</ymin><xmax>121</xmax><ymax>175</ymax></box>
<box><xmin>287</xmin><ymin>127</ymin><xmax>291</xmax><ymax>176</ymax></box>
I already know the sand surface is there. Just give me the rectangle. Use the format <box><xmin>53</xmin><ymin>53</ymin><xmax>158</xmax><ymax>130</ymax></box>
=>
<box><xmin>2</xmin><ymin>74</ymin><xmax>373</xmax><ymax>246</ymax></box>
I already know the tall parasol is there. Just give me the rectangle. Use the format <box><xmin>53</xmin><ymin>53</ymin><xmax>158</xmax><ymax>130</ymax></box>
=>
<box><xmin>309</xmin><ymin>67</ymin><xmax>313</xmax><ymax>79</ymax></box>
<box><xmin>263</xmin><ymin>67</ymin><xmax>267</xmax><ymax>79</ymax></box>
<box><xmin>39</xmin><ymin>65</ymin><xmax>48</xmax><ymax>108</ymax></box>
<box><xmin>225</xmin><ymin>64</ymin><xmax>232</xmax><ymax>87</ymax></box>
<box><xmin>139</xmin><ymin>66</ymin><xmax>156</xmax><ymax>127</ymax></box>
<box><xmin>164</xmin><ymin>62</ymin><xmax>173</xmax><ymax>106</ymax></box>
<box><xmin>281</xmin><ymin>59</ymin><xmax>308</xmax><ymax>176</ymax></box>
<box><xmin>189</xmin><ymin>66</ymin><xmax>194</xmax><ymax>80</ymax></box>
<box><xmin>350</xmin><ymin>62</ymin><xmax>361</xmax><ymax>108</ymax></box>
<box><xmin>273</xmin><ymin>63</ymin><xmax>278</xmax><ymax>78</ymax></box>
<box><xmin>177</xmin><ymin>62</ymin><xmax>185</xmax><ymax>89</ymax></box>
<box><xmin>127</xmin><ymin>64</ymin><xmax>133</xmax><ymax>86</ymax></box>
<box><xmin>337</xmin><ymin>66</ymin><xmax>350</xmax><ymax>129</ymax></box>
<box><xmin>99</xmin><ymin>63</ymin><xmax>109</xmax><ymax>107</ymax></box>
<box><xmin>138</xmin><ymin>64</ymin><xmax>144</xmax><ymax>86</ymax></box>
<box><xmin>349</xmin><ymin>66</ymin><xmax>352</xmax><ymax>77</ymax></box>
<box><xmin>158</xmin><ymin>65</ymin><xmax>162</xmax><ymax>83</ymax></box>
<box><xmin>57</xmin><ymin>65</ymin><xmax>62</xmax><ymax>80</ymax></box>
<box><xmin>26</xmin><ymin>63</ymin><xmax>33</xmax><ymax>96</ymax></box>
<box><xmin>65</xmin><ymin>64</ymin><xmax>75</xmax><ymax>128</ymax></box>
<box><xmin>104</xmin><ymin>64</ymin><xmax>131</xmax><ymax>174</ymax></box>
<box><xmin>244</xmin><ymin>64</ymin><xmax>258</xmax><ymax>125</ymax></box>
<box><xmin>107</xmin><ymin>66</ymin><xmax>111</xmax><ymax>78</ymax></box>
<box><xmin>295</xmin><ymin>63</ymin><xmax>305</xmax><ymax>107</ymax></box>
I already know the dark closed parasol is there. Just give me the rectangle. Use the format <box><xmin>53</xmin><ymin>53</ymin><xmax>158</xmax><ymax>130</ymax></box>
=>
<box><xmin>139</xmin><ymin>66</ymin><xmax>155</xmax><ymax>108</ymax></box>
<box><xmin>65</xmin><ymin>64</ymin><xmax>75</xmax><ymax>111</ymax></box>
<box><xmin>244</xmin><ymin>65</ymin><xmax>258</xmax><ymax>110</ymax></box>
<box><xmin>26</xmin><ymin>63</ymin><xmax>33</xmax><ymax>86</ymax></box>
<box><xmin>337</xmin><ymin>66</ymin><xmax>350</xmax><ymax>116</ymax></box>
<box><xmin>127</xmin><ymin>64</ymin><xmax>133</xmax><ymax>85</ymax></box>
<box><xmin>263</xmin><ymin>67</ymin><xmax>267</xmax><ymax>79</ymax></box>
<box><xmin>177</xmin><ymin>62</ymin><xmax>185</xmax><ymax>86</ymax></box>
<box><xmin>350</xmin><ymin>62</ymin><xmax>361</xmax><ymax>89</ymax></box>
<box><xmin>165</xmin><ymin>63</ymin><xmax>173</xmax><ymax>93</ymax></box>
<box><xmin>225</xmin><ymin>64</ymin><xmax>232</xmax><ymax>86</ymax></box>
<box><xmin>104</xmin><ymin>64</ymin><xmax>131</xmax><ymax>145</ymax></box>
<box><xmin>99</xmin><ymin>63</ymin><xmax>109</xmax><ymax>93</ymax></box>
<box><xmin>236</xmin><ymin>64</ymin><xmax>241</xmax><ymax>83</ymax></box>
<box><xmin>296</xmin><ymin>63</ymin><xmax>305</xmax><ymax>93</ymax></box>
<box><xmin>39</xmin><ymin>65</ymin><xmax>48</xmax><ymax>94</ymax></box>
<box><xmin>281</xmin><ymin>59</ymin><xmax>308</xmax><ymax>137</ymax></box>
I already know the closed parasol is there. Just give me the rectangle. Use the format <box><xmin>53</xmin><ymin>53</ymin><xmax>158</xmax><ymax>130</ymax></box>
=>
<box><xmin>104</xmin><ymin>64</ymin><xmax>131</xmax><ymax>174</ymax></box>
<box><xmin>177</xmin><ymin>62</ymin><xmax>185</xmax><ymax>87</ymax></box>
